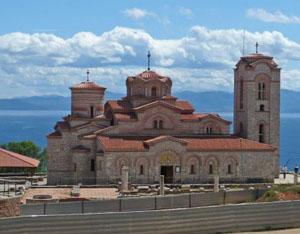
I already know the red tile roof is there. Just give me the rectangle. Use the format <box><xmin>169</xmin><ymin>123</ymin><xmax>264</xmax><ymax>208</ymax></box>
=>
<box><xmin>184</xmin><ymin>137</ymin><xmax>275</xmax><ymax>151</ymax></box>
<box><xmin>98</xmin><ymin>135</ymin><xmax>276</xmax><ymax>152</ymax></box>
<box><xmin>70</xmin><ymin>81</ymin><xmax>106</xmax><ymax>90</ymax></box>
<box><xmin>114</xmin><ymin>113</ymin><xmax>136</xmax><ymax>121</ymax></box>
<box><xmin>55</xmin><ymin>121</ymin><xmax>70</xmax><ymax>131</ymax></box>
<box><xmin>196</xmin><ymin>113</ymin><xmax>231</xmax><ymax>124</ymax></box>
<box><xmin>133</xmin><ymin>100</ymin><xmax>183</xmax><ymax>112</ymax></box>
<box><xmin>175</xmin><ymin>101</ymin><xmax>195</xmax><ymax>112</ymax></box>
<box><xmin>127</xmin><ymin>71</ymin><xmax>171</xmax><ymax>83</ymax></box>
<box><xmin>180</xmin><ymin>114</ymin><xmax>199</xmax><ymax>121</ymax></box>
<box><xmin>98</xmin><ymin>136</ymin><xmax>147</xmax><ymax>152</ymax></box>
<box><xmin>144</xmin><ymin>136</ymin><xmax>188</xmax><ymax>146</ymax></box>
<box><xmin>162</xmin><ymin>95</ymin><xmax>177</xmax><ymax>100</ymax></box>
<box><xmin>180</xmin><ymin>113</ymin><xmax>231</xmax><ymax>124</ymax></box>
<box><xmin>0</xmin><ymin>148</ymin><xmax>40</xmax><ymax>168</ymax></box>
<box><xmin>242</xmin><ymin>53</ymin><xmax>272</xmax><ymax>59</ymax></box>
<box><xmin>106</xmin><ymin>100</ymin><xmax>132</xmax><ymax>112</ymax></box>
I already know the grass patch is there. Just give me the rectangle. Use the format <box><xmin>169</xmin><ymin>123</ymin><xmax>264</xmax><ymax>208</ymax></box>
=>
<box><xmin>261</xmin><ymin>184</ymin><xmax>300</xmax><ymax>202</ymax></box>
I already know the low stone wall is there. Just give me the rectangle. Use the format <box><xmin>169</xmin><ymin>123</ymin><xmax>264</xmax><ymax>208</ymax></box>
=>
<box><xmin>0</xmin><ymin>197</ymin><xmax>21</xmax><ymax>217</ymax></box>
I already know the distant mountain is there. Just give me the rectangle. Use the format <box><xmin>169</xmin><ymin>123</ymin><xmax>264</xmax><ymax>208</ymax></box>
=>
<box><xmin>0</xmin><ymin>91</ymin><xmax>124</xmax><ymax>111</ymax></box>
<box><xmin>174</xmin><ymin>91</ymin><xmax>233</xmax><ymax>112</ymax></box>
<box><xmin>0</xmin><ymin>89</ymin><xmax>299</xmax><ymax>113</ymax></box>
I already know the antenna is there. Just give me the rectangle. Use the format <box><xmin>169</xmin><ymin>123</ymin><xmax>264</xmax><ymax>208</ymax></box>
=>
<box><xmin>242</xmin><ymin>30</ymin><xmax>245</xmax><ymax>56</ymax></box>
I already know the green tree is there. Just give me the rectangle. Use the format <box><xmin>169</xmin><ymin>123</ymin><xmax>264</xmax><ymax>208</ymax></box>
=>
<box><xmin>1</xmin><ymin>141</ymin><xmax>40</xmax><ymax>158</ymax></box>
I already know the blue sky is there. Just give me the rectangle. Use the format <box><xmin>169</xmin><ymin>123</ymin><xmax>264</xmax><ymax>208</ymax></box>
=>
<box><xmin>0</xmin><ymin>0</ymin><xmax>300</xmax><ymax>97</ymax></box>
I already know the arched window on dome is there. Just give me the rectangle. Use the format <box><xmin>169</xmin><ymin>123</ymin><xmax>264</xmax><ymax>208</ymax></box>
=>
<box><xmin>159</xmin><ymin>120</ymin><xmax>163</xmax><ymax>129</ymax></box>
<box><xmin>151</xmin><ymin>87</ymin><xmax>157</xmax><ymax>97</ymax></box>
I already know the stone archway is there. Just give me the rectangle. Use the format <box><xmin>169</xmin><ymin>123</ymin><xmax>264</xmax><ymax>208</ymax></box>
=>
<box><xmin>154</xmin><ymin>150</ymin><xmax>182</xmax><ymax>183</ymax></box>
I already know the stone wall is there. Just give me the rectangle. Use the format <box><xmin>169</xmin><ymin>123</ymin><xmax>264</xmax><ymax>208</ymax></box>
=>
<box><xmin>0</xmin><ymin>197</ymin><xmax>21</xmax><ymax>217</ymax></box>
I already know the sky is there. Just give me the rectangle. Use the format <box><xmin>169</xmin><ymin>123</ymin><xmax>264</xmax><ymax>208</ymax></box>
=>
<box><xmin>1</xmin><ymin>0</ymin><xmax>300</xmax><ymax>98</ymax></box>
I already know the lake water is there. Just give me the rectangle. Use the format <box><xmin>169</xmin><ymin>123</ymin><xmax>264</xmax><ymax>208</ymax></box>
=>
<box><xmin>0</xmin><ymin>110</ymin><xmax>299</xmax><ymax>170</ymax></box>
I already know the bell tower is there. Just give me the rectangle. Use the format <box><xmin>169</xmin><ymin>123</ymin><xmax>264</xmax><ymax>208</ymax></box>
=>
<box><xmin>234</xmin><ymin>48</ymin><xmax>280</xmax><ymax>176</ymax></box>
<box><xmin>70</xmin><ymin>70</ymin><xmax>106</xmax><ymax>118</ymax></box>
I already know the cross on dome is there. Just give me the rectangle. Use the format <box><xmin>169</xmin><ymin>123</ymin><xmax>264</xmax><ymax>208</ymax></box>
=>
<box><xmin>255</xmin><ymin>42</ymin><xmax>259</xmax><ymax>54</ymax></box>
<box><xmin>87</xmin><ymin>69</ymin><xmax>90</xmax><ymax>82</ymax></box>
<box><xmin>147</xmin><ymin>50</ymin><xmax>151</xmax><ymax>71</ymax></box>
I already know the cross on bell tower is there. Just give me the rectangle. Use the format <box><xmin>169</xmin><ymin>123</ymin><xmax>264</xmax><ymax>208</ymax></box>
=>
<box><xmin>87</xmin><ymin>69</ymin><xmax>90</xmax><ymax>82</ymax></box>
<box><xmin>255</xmin><ymin>42</ymin><xmax>259</xmax><ymax>54</ymax></box>
<box><xmin>147</xmin><ymin>50</ymin><xmax>151</xmax><ymax>71</ymax></box>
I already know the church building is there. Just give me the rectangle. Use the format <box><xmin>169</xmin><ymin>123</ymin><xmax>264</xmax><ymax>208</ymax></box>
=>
<box><xmin>47</xmin><ymin>51</ymin><xmax>280</xmax><ymax>185</ymax></box>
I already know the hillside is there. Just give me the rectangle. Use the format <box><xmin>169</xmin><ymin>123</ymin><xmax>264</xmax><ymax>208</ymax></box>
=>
<box><xmin>0</xmin><ymin>89</ymin><xmax>298</xmax><ymax>113</ymax></box>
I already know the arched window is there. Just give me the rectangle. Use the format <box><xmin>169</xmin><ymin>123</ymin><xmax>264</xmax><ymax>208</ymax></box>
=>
<box><xmin>74</xmin><ymin>163</ymin><xmax>77</xmax><ymax>172</ymax></box>
<box><xmin>240</xmin><ymin>79</ymin><xmax>244</xmax><ymax>109</ymax></box>
<box><xmin>190</xmin><ymin>165</ymin><xmax>195</xmax><ymax>174</ymax></box>
<box><xmin>140</xmin><ymin>165</ymin><xmax>144</xmax><ymax>175</ymax></box>
<box><xmin>90</xmin><ymin>159</ymin><xmax>95</xmax><ymax>171</ymax></box>
<box><xmin>151</xmin><ymin>87</ymin><xmax>157</xmax><ymax>97</ymax></box>
<box><xmin>90</xmin><ymin>106</ymin><xmax>94</xmax><ymax>118</ymax></box>
<box><xmin>154</xmin><ymin>120</ymin><xmax>158</xmax><ymax>129</ymax></box>
<box><xmin>206</xmin><ymin>126</ymin><xmax>213</xmax><ymax>134</ymax></box>
<box><xmin>260</xmin><ymin>104</ymin><xmax>265</xmax><ymax>111</ymax></box>
<box><xmin>227</xmin><ymin>164</ymin><xmax>232</xmax><ymax>174</ymax></box>
<box><xmin>258</xmin><ymin>83</ymin><xmax>266</xmax><ymax>100</ymax></box>
<box><xmin>120</xmin><ymin>165</ymin><xmax>124</xmax><ymax>175</ymax></box>
<box><xmin>159</xmin><ymin>120</ymin><xmax>163</xmax><ymax>129</ymax></box>
<box><xmin>209</xmin><ymin>164</ymin><xmax>213</xmax><ymax>174</ymax></box>
<box><xmin>259</xmin><ymin>124</ymin><xmax>265</xmax><ymax>143</ymax></box>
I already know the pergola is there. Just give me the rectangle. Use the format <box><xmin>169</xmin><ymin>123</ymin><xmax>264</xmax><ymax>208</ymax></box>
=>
<box><xmin>0</xmin><ymin>148</ymin><xmax>40</xmax><ymax>174</ymax></box>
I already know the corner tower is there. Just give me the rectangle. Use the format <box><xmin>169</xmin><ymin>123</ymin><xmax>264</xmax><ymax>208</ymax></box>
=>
<box><xmin>70</xmin><ymin>72</ymin><xmax>106</xmax><ymax>118</ymax></box>
<box><xmin>234</xmin><ymin>52</ymin><xmax>280</xmax><ymax>175</ymax></box>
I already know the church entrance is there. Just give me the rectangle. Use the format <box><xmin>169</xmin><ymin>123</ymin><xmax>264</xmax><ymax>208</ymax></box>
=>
<box><xmin>161</xmin><ymin>166</ymin><xmax>173</xmax><ymax>183</ymax></box>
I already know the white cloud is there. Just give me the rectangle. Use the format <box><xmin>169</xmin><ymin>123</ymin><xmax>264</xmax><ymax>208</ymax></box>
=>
<box><xmin>124</xmin><ymin>8</ymin><xmax>170</xmax><ymax>25</ymax></box>
<box><xmin>1</xmin><ymin>26</ymin><xmax>300</xmax><ymax>98</ymax></box>
<box><xmin>179</xmin><ymin>7</ymin><xmax>193</xmax><ymax>19</ymax></box>
<box><xmin>124</xmin><ymin>8</ymin><xmax>151</xmax><ymax>20</ymax></box>
<box><xmin>246</xmin><ymin>8</ymin><xmax>300</xmax><ymax>24</ymax></box>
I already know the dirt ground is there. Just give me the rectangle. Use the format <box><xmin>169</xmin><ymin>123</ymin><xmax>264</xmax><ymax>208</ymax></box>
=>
<box><xmin>21</xmin><ymin>187</ymin><xmax>118</xmax><ymax>203</ymax></box>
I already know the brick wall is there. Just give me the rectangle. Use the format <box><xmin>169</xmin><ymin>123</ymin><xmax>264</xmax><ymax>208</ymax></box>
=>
<box><xmin>0</xmin><ymin>197</ymin><xmax>21</xmax><ymax>217</ymax></box>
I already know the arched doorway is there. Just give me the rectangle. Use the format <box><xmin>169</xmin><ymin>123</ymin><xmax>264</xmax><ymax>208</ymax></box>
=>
<box><xmin>157</xmin><ymin>153</ymin><xmax>180</xmax><ymax>183</ymax></box>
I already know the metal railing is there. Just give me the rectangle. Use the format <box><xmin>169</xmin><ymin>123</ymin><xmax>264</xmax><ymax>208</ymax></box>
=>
<box><xmin>0</xmin><ymin>179</ymin><xmax>19</xmax><ymax>197</ymax></box>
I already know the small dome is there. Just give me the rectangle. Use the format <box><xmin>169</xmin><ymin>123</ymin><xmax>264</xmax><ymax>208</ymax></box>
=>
<box><xmin>127</xmin><ymin>70</ymin><xmax>171</xmax><ymax>83</ymax></box>
<box><xmin>70</xmin><ymin>81</ymin><xmax>106</xmax><ymax>90</ymax></box>
<box><xmin>242</xmin><ymin>53</ymin><xmax>273</xmax><ymax>59</ymax></box>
